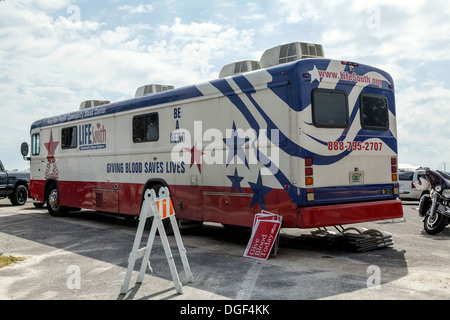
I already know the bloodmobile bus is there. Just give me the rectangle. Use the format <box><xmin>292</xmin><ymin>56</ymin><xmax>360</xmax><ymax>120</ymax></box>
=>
<box><xmin>23</xmin><ymin>42</ymin><xmax>403</xmax><ymax>230</ymax></box>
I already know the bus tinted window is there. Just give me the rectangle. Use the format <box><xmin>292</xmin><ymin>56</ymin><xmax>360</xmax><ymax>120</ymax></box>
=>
<box><xmin>360</xmin><ymin>94</ymin><xmax>389</xmax><ymax>130</ymax></box>
<box><xmin>61</xmin><ymin>126</ymin><xmax>77</xmax><ymax>149</ymax></box>
<box><xmin>312</xmin><ymin>89</ymin><xmax>348</xmax><ymax>128</ymax></box>
<box><xmin>133</xmin><ymin>113</ymin><xmax>159</xmax><ymax>142</ymax></box>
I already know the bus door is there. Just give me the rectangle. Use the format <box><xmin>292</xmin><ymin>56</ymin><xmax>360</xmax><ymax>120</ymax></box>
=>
<box><xmin>93</xmin><ymin>184</ymin><xmax>119</xmax><ymax>213</ymax></box>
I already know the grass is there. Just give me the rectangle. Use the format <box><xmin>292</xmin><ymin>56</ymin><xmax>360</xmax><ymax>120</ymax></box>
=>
<box><xmin>0</xmin><ymin>254</ymin><xmax>25</xmax><ymax>269</ymax></box>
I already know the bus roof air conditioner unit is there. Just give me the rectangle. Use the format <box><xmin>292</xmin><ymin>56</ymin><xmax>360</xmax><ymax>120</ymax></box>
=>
<box><xmin>218</xmin><ymin>60</ymin><xmax>261</xmax><ymax>78</ymax></box>
<box><xmin>135</xmin><ymin>84</ymin><xmax>175</xmax><ymax>97</ymax></box>
<box><xmin>259</xmin><ymin>42</ymin><xmax>324</xmax><ymax>68</ymax></box>
<box><xmin>79</xmin><ymin>100</ymin><xmax>110</xmax><ymax>110</ymax></box>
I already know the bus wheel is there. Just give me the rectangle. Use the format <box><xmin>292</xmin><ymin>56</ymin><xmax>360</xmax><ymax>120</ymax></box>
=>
<box><xmin>46</xmin><ymin>183</ymin><xmax>67</xmax><ymax>217</ymax></box>
<box><xmin>143</xmin><ymin>184</ymin><xmax>174</xmax><ymax>235</ymax></box>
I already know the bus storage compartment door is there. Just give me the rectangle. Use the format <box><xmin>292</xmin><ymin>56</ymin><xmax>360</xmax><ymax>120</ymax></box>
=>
<box><xmin>93</xmin><ymin>188</ymin><xmax>119</xmax><ymax>213</ymax></box>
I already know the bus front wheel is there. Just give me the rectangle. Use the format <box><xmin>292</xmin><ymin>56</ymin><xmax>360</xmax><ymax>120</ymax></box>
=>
<box><xmin>46</xmin><ymin>183</ymin><xmax>68</xmax><ymax>217</ymax></box>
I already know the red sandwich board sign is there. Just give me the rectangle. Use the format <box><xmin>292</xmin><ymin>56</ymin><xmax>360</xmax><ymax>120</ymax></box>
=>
<box><xmin>244</xmin><ymin>211</ymin><xmax>282</xmax><ymax>260</ymax></box>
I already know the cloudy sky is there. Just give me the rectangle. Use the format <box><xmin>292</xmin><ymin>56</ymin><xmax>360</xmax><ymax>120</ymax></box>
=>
<box><xmin>1</xmin><ymin>0</ymin><xmax>449</xmax><ymax>171</ymax></box>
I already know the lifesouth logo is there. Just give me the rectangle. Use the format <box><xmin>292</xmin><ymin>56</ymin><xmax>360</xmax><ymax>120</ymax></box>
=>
<box><xmin>79</xmin><ymin>122</ymin><xmax>107</xmax><ymax>151</ymax></box>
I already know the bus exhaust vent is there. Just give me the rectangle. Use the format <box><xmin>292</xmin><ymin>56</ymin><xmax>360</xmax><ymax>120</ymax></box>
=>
<box><xmin>135</xmin><ymin>84</ymin><xmax>175</xmax><ymax>97</ymax></box>
<box><xmin>79</xmin><ymin>100</ymin><xmax>111</xmax><ymax>110</ymax></box>
<box><xmin>260</xmin><ymin>42</ymin><xmax>324</xmax><ymax>68</ymax></box>
<box><xmin>219</xmin><ymin>60</ymin><xmax>261</xmax><ymax>78</ymax></box>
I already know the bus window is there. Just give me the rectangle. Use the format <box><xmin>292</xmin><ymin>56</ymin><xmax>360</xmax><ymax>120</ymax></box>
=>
<box><xmin>312</xmin><ymin>89</ymin><xmax>348</xmax><ymax>128</ymax></box>
<box><xmin>61</xmin><ymin>126</ymin><xmax>77</xmax><ymax>149</ymax></box>
<box><xmin>32</xmin><ymin>133</ymin><xmax>40</xmax><ymax>155</ymax></box>
<box><xmin>133</xmin><ymin>112</ymin><xmax>159</xmax><ymax>142</ymax></box>
<box><xmin>360</xmin><ymin>94</ymin><xmax>389</xmax><ymax>130</ymax></box>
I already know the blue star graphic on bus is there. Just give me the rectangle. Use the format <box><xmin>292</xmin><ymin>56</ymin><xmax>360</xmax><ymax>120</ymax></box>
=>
<box><xmin>248</xmin><ymin>170</ymin><xmax>272</xmax><ymax>210</ymax></box>
<box><xmin>227</xmin><ymin>167</ymin><xmax>244</xmax><ymax>193</ymax></box>
<box><xmin>223</xmin><ymin>121</ymin><xmax>249</xmax><ymax>168</ymax></box>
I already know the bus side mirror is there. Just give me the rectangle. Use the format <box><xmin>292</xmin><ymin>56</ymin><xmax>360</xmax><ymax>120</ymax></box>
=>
<box><xmin>21</xmin><ymin>142</ymin><xmax>30</xmax><ymax>160</ymax></box>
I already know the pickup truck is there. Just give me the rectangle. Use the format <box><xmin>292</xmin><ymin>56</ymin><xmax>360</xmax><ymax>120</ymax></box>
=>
<box><xmin>0</xmin><ymin>160</ymin><xmax>30</xmax><ymax>206</ymax></box>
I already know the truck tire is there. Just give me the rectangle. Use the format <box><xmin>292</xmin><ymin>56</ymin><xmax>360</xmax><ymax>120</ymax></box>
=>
<box><xmin>10</xmin><ymin>185</ymin><xmax>28</xmax><ymax>206</ymax></box>
<box><xmin>46</xmin><ymin>183</ymin><xmax>68</xmax><ymax>217</ymax></box>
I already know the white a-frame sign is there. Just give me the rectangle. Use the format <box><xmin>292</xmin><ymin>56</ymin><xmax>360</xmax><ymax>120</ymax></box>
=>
<box><xmin>120</xmin><ymin>187</ymin><xmax>194</xmax><ymax>295</ymax></box>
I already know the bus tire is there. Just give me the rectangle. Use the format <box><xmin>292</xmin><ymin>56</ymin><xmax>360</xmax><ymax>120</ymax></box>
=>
<box><xmin>46</xmin><ymin>183</ymin><xmax>68</xmax><ymax>217</ymax></box>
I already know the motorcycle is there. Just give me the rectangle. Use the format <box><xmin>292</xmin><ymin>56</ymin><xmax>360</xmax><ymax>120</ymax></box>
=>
<box><xmin>415</xmin><ymin>170</ymin><xmax>450</xmax><ymax>235</ymax></box>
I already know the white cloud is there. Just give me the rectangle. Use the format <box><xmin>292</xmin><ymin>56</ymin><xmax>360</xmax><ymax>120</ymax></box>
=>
<box><xmin>155</xmin><ymin>18</ymin><xmax>255</xmax><ymax>77</ymax></box>
<box><xmin>19</xmin><ymin>0</ymin><xmax>73</xmax><ymax>11</ymax></box>
<box><xmin>118</xmin><ymin>4</ymin><xmax>154</xmax><ymax>14</ymax></box>
<box><xmin>241</xmin><ymin>2</ymin><xmax>266</xmax><ymax>21</ymax></box>
<box><xmin>276</xmin><ymin>0</ymin><xmax>324</xmax><ymax>23</ymax></box>
<box><xmin>396</xmin><ymin>81</ymin><xmax>450</xmax><ymax>168</ymax></box>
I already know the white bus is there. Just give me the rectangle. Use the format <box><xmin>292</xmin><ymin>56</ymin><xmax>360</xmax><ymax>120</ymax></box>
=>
<box><xmin>24</xmin><ymin>42</ymin><xmax>403</xmax><ymax>229</ymax></box>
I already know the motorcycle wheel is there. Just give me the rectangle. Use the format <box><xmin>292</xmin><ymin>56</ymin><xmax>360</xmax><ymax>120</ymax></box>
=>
<box><xmin>424</xmin><ymin>208</ymin><xmax>449</xmax><ymax>235</ymax></box>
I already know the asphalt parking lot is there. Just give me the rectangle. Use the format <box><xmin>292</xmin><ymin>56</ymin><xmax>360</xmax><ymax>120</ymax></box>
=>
<box><xmin>1</xmin><ymin>198</ymin><xmax>449</xmax><ymax>302</ymax></box>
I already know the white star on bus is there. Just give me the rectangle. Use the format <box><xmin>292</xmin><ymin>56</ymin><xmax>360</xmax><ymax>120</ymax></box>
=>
<box><xmin>308</xmin><ymin>65</ymin><xmax>321</xmax><ymax>83</ymax></box>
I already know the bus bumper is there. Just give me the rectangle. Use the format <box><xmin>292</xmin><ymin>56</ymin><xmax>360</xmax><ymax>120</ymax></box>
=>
<box><xmin>297</xmin><ymin>199</ymin><xmax>404</xmax><ymax>229</ymax></box>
